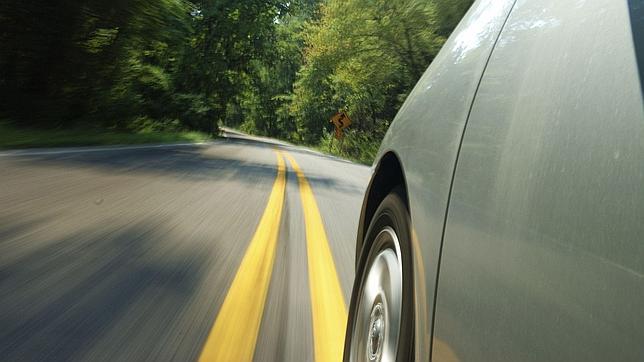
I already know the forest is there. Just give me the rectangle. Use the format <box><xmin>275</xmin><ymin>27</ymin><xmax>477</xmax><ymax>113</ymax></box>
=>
<box><xmin>0</xmin><ymin>0</ymin><xmax>472</xmax><ymax>162</ymax></box>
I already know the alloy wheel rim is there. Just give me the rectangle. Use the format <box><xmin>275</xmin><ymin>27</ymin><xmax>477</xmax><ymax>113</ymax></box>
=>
<box><xmin>350</xmin><ymin>227</ymin><xmax>403</xmax><ymax>362</ymax></box>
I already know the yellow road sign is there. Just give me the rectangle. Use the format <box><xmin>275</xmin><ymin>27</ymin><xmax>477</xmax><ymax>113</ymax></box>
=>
<box><xmin>330</xmin><ymin>112</ymin><xmax>352</xmax><ymax>130</ymax></box>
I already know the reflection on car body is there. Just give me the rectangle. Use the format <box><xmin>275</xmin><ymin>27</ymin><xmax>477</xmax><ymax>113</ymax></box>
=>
<box><xmin>344</xmin><ymin>0</ymin><xmax>644</xmax><ymax>361</ymax></box>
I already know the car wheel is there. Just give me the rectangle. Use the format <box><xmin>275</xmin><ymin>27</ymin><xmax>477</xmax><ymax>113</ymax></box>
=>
<box><xmin>344</xmin><ymin>187</ymin><xmax>414</xmax><ymax>362</ymax></box>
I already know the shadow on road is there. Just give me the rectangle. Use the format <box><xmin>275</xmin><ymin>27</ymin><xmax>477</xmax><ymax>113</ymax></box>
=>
<box><xmin>5</xmin><ymin>138</ymin><xmax>365</xmax><ymax>195</ymax></box>
<box><xmin>0</xmin><ymin>217</ymin><xmax>212</xmax><ymax>361</ymax></box>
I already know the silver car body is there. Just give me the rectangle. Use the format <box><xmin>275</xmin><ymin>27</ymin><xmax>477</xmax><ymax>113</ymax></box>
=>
<box><xmin>357</xmin><ymin>0</ymin><xmax>644</xmax><ymax>360</ymax></box>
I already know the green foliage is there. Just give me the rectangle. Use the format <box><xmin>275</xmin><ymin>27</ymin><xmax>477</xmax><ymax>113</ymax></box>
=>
<box><xmin>0</xmin><ymin>0</ymin><xmax>192</xmax><ymax>127</ymax></box>
<box><xmin>0</xmin><ymin>0</ymin><xmax>292</xmax><ymax>134</ymax></box>
<box><xmin>319</xmin><ymin>129</ymin><xmax>384</xmax><ymax>165</ymax></box>
<box><xmin>433</xmin><ymin>0</ymin><xmax>476</xmax><ymax>36</ymax></box>
<box><xmin>289</xmin><ymin>0</ymin><xmax>459</xmax><ymax>160</ymax></box>
<box><xmin>0</xmin><ymin>0</ymin><xmax>472</xmax><ymax>156</ymax></box>
<box><xmin>231</xmin><ymin>5</ymin><xmax>311</xmax><ymax>140</ymax></box>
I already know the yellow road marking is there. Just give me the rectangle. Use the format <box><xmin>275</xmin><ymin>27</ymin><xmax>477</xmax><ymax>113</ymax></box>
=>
<box><xmin>199</xmin><ymin>151</ymin><xmax>286</xmax><ymax>362</ymax></box>
<box><xmin>284</xmin><ymin>153</ymin><xmax>347</xmax><ymax>362</ymax></box>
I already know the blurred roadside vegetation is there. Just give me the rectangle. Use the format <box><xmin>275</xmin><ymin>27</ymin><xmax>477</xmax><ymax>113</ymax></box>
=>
<box><xmin>0</xmin><ymin>0</ymin><xmax>472</xmax><ymax>161</ymax></box>
<box><xmin>0</xmin><ymin>121</ymin><xmax>212</xmax><ymax>149</ymax></box>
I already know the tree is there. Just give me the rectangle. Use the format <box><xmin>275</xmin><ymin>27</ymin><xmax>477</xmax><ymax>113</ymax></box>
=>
<box><xmin>173</xmin><ymin>0</ymin><xmax>291</xmax><ymax>132</ymax></box>
<box><xmin>0</xmin><ymin>0</ymin><xmax>473</xmax><ymax>158</ymax></box>
<box><xmin>289</xmin><ymin>0</ymin><xmax>450</xmax><ymax>158</ymax></box>
<box><xmin>229</xmin><ymin>0</ymin><xmax>320</xmax><ymax>139</ymax></box>
<box><xmin>0</xmin><ymin>0</ymin><xmax>193</xmax><ymax>127</ymax></box>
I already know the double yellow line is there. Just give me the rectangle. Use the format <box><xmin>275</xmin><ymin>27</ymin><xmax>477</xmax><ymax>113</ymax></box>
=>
<box><xmin>199</xmin><ymin>150</ymin><xmax>346</xmax><ymax>362</ymax></box>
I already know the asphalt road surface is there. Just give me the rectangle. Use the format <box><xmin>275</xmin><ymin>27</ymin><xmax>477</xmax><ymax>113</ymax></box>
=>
<box><xmin>0</xmin><ymin>131</ymin><xmax>371</xmax><ymax>361</ymax></box>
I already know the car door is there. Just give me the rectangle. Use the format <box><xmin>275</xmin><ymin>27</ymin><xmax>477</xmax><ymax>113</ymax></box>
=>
<box><xmin>432</xmin><ymin>0</ymin><xmax>644</xmax><ymax>361</ymax></box>
<box><xmin>368</xmin><ymin>0</ymin><xmax>517</xmax><ymax>358</ymax></box>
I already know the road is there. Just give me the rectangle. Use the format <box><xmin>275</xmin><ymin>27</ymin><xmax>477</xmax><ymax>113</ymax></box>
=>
<box><xmin>0</xmin><ymin>132</ymin><xmax>371</xmax><ymax>361</ymax></box>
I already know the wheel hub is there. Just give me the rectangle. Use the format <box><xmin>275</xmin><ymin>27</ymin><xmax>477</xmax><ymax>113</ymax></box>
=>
<box><xmin>367</xmin><ymin>302</ymin><xmax>385</xmax><ymax>361</ymax></box>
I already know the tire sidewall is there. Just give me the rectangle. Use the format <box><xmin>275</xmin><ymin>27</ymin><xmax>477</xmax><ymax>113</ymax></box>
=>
<box><xmin>344</xmin><ymin>188</ymin><xmax>414</xmax><ymax>361</ymax></box>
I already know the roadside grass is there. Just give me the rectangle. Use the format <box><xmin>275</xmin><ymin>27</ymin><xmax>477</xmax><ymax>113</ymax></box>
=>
<box><xmin>0</xmin><ymin>122</ymin><xmax>214</xmax><ymax>149</ymax></box>
<box><xmin>307</xmin><ymin>143</ymin><xmax>368</xmax><ymax>165</ymax></box>
<box><xmin>315</xmin><ymin>130</ymin><xmax>378</xmax><ymax>165</ymax></box>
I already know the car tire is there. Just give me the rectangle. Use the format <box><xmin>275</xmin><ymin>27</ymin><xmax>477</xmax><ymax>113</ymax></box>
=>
<box><xmin>344</xmin><ymin>186</ymin><xmax>414</xmax><ymax>362</ymax></box>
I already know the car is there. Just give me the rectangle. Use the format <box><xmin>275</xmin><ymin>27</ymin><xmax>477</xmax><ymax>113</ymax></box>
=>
<box><xmin>343</xmin><ymin>0</ymin><xmax>644</xmax><ymax>361</ymax></box>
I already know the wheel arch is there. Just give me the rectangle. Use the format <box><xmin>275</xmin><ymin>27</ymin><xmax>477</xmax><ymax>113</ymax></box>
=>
<box><xmin>355</xmin><ymin>151</ymin><xmax>409</xmax><ymax>268</ymax></box>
